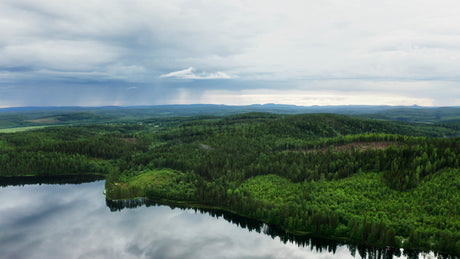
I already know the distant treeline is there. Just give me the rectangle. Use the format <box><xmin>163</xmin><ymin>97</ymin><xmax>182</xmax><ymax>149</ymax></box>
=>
<box><xmin>1</xmin><ymin>104</ymin><xmax>460</xmax><ymax>129</ymax></box>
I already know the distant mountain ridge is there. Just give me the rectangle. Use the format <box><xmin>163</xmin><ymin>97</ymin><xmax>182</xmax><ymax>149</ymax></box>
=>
<box><xmin>0</xmin><ymin>104</ymin><xmax>459</xmax><ymax>129</ymax></box>
<box><xmin>0</xmin><ymin>104</ymin><xmax>452</xmax><ymax>115</ymax></box>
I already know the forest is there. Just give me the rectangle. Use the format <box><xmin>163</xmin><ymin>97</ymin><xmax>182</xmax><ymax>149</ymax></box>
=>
<box><xmin>0</xmin><ymin>112</ymin><xmax>459</xmax><ymax>256</ymax></box>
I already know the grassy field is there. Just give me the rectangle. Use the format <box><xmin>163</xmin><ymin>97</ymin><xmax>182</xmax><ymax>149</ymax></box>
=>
<box><xmin>0</xmin><ymin>125</ymin><xmax>52</xmax><ymax>133</ymax></box>
<box><xmin>106</xmin><ymin>169</ymin><xmax>196</xmax><ymax>200</ymax></box>
<box><xmin>120</xmin><ymin>169</ymin><xmax>177</xmax><ymax>189</ymax></box>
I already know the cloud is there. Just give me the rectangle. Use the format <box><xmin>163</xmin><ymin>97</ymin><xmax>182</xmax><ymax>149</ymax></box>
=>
<box><xmin>0</xmin><ymin>0</ymin><xmax>459</xmax><ymax>106</ymax></box>
<box><xmin>199</xmin><ymin>89</ymin><xmax>436</xmax><ymax>106</ymax></box>
<box><xmin>160</xmin><ymin>67</ymin><xmax>232</xmax><ymax>80</ymax></box>
<box><xmin>2</xmin><ymin>0</ymin><xmax>460</xmax><ymax>83</ymax></box>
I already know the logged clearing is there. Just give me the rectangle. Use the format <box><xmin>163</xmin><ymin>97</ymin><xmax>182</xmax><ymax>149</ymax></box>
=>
<box><xmin>290</xmin><ymin>141</ymin><xmax>398</xmax><ymax>153</ymax></box>
<box><xmin>329</xmin><ymin>141</ymin><xmax>398</xmax><ymax>152</ymax></box>
<box><xmin>123</xmin><ymin>137</ymin><xmax>136</xmax><ymax>143</ymax></box>
<box><xmin>26</xmin><ymin>118</ymin><xmax>59</xmax><ymax>124</ymax></box>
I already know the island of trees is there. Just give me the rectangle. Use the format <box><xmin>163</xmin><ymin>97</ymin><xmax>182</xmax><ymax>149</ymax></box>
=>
<box><xmin>1</xmin><ymin>112</ymin><xmax>459</xmax><ymax>256</ymax></box>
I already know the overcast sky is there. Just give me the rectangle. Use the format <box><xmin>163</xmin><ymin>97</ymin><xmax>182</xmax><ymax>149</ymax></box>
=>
<box><xmin>1</xmin><ymin>0</ymin><xmax>459</xmax><ymax>107</ymax></box>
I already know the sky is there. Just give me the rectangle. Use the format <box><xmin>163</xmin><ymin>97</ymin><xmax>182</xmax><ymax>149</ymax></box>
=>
<box><xmin>0</xmin><ymin>0</ymin><xmax>459</xmax><ymax>107</ymax></box>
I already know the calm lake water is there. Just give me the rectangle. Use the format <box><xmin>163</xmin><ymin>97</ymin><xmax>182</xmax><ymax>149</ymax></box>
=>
<box><xmin>0</xmin><ymin>180</ymin><xmax>442</xmax><ymax>259</ymax></box>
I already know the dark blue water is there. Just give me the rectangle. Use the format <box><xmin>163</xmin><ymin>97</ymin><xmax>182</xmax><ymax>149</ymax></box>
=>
<box><xmin>0</xmin><ymin>181</ymin><xmax>437</xmax><ymax>259</ymax></box>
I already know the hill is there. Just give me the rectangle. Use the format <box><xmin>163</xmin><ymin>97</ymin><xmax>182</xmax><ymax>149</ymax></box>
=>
<box><xmin>363</xmin><ymin>107</ymin><xmax>460</xmax><ymax>124</ymax></box>
<box><xmin>1</xmin><ymin>113</ymin><xmax>459</xmax><ymax>256</ymax></box>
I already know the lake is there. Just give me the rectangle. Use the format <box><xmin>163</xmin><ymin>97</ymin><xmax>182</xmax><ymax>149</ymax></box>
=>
<box><xmin>0</xmin><ymin>180</ymin><xmax>439</xmax><ymax>259</ymax></box>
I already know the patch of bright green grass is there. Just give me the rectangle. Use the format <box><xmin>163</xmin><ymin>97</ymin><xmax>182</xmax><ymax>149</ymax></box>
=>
<box><xmin>107</xmin><ymin>169</ymin><xmax>196</xmax><ymax>201</ymax></box>
<box><xmin>0</xmin><ymin>125</ymin><xmax>51</xmax><ymax>133</ymax></box>
<box><xmin>128</xmin><ymin>169</ymin><xmax>176</xmax><ymax>188</ymax></box>
<box><xmin>112</xmin><ymin>169</ymin><xmax>176</xmax><ymax>198</ymax></box>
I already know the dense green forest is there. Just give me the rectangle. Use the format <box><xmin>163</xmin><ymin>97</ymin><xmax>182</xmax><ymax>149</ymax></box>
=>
<box><xmin>1</xmin><ymin>112</ymin><xmax>459</xmax><ymax>256</ymax></box>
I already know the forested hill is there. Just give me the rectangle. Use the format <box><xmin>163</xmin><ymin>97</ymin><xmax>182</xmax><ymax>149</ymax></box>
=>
<box><xmin>217</xmin><ymin>113</ymin><xmax>458</xmax><ymax>138</ymax></box>
<box><xmin>106</xmin><ymin>113</ymin><xmax>459</xmax><ymax>256</ymax></box>
<box><xmin>364</xmin><ymin>106</ymin><xmax>460</xmax><ymax>124</ymax></box>
<box><xmin>1</xmin><ymin>113</ymin><xmax>459</xmax><ymax>256</ymax></box>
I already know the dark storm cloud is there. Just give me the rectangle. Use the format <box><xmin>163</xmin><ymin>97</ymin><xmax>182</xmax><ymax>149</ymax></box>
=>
<box><xmin>0</xmin><ymin>0</ymin><xmax>459</xmax><ymax>106</ymax></box>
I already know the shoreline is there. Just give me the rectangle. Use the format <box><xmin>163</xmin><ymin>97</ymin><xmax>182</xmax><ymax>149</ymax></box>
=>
<box><xmin>105</xmin><ymin>195</ymin><xmax>444</xmax><ymax>257</ymax></box>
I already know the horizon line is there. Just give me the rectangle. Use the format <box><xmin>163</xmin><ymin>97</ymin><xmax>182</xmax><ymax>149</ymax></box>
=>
<box><xmin>1</xmin><ymin>103</ymin><xmax>457</xmax><ymax>110</ymax></box>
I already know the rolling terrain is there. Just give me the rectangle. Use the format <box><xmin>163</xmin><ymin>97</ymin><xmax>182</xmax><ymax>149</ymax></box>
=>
<box><xmin>1</xmin><ymin>111</ymin><xmax>459</xmax><ymax>256</ymax></box>
<box><xmin>1</xmin><ymin>104</ymin><xmax>459</xmax><ymax>130</ymax></box>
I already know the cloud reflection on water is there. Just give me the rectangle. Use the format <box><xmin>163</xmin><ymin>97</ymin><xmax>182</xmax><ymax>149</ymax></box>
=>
<box><xmin>0</xmin><ymin>181</ymin><xmax>401</xmax><ymax>259</ymax></box>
